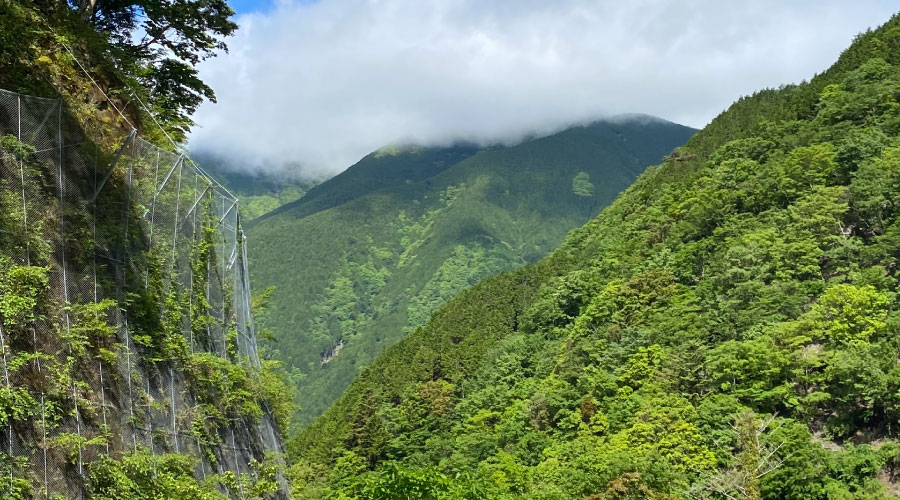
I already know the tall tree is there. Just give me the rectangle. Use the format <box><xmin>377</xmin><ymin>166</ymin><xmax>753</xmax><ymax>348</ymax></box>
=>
<box><xmin>52</xmin><ymin>0</ymin><xmax>238</xmax><ymax>138</ymax></box>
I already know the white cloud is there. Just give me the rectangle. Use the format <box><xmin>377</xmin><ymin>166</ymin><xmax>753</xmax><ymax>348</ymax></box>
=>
<box><xmin>188</xmin><ymin>0</ymin><xmax>898</xmax><ymax>177</ymax></box>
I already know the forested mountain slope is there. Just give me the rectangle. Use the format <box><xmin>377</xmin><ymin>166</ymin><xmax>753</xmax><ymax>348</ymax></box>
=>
<box><xmin>247</xmin><ymin>119</ymin><xmax>695</xmax><ymax>427</ymax></box>
<box><xmin>249</xmin><ymin>144</ymin><xmax>481</xmax><ymax>226</ymax></box>
<box><xmin>290</xmin><ymin>14</ymin><xmax>900</xmax><ymax>499</ymax></box>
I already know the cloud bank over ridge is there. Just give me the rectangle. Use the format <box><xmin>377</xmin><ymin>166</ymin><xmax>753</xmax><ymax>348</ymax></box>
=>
<box><xmin>189</xmin><ymin>0</ymin><xmax>898</xmax><ymax>176</ymax></box>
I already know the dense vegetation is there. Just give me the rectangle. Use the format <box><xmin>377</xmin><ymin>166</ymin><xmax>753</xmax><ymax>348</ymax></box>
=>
<box><xmin>0</xmin><ymin>1</ymin><xmax>291</xmax><ymax>498</ymax></box>
<box><xmin>290</xmin><ymin>14</ymin><xmax>900</xmax><ymax>499</ymax></box>
<box><xmin>247</xmin><ymin>121</ymin><xmax>695</xmax><ymax>427</ymax></box>
<box><xmin>7</xmin><ymin>0</ymin><xmax>234</xmax><ymax>139</ymax></box>
<box><xmin>0</xmin><ymin>128</ymin><xmax>290</xmax><ymax>499</ymax></box>
<box><xmin>0</xmin><ymin>0</ymin><xmax>232</xmax><ymax>146</ymax></box>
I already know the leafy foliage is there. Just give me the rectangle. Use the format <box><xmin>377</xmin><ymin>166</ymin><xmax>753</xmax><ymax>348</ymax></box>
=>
<box><xmin>0</xmin><ymin>454</ymin><xmax>31</xmax><ymax>500</ymax></box>
<box><xmin>331</xmin><ymin>462</ymin><xmax>488</xmax><ymax>500</ymax></box>
<box><xmin>572</xmin><ymin>171</ymin><xmax>595</xmax><ymax>197</ymax></box>
<box><xmin>89</xmin><ymin>451</ymin><xmax>226</xmax><ymax>500</ymax></box>
<box><xmin>0</xmin><ymin>102</ymin><xmax>287</xmax><ymax>500</ymax></box>
<box><xmin>1</xmin><ymin>0</ymin><xmax>235</xmax><ymax>142</ymax></box>
<box><xmin>290</xmin><ymin>14</ymin><xmax>900</xmax><ymax>499</ymax></box>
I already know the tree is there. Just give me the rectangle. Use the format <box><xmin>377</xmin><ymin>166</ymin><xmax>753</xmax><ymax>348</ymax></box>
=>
<box><xmin>335</xmin><ymin>463</ymin><xmax>487</xmax><ymax>500</ymax></box>
<box><xmin>573</xmin><ymin>172</ymin><xmax>595</xmax><ymax>197</ymax></box>
<box><xmin>40</xmin><ymin>0</ymin><xmax>237</xmax><ymax>139</ymax></box>
<box><xmin>73</xmin><ymin>0</ymin><xmax>236</xmax><ymax>63</ymax></box>
<box><xmin>690</xmin><ymin>413</ymin><xmax>792</xmax><ymax>500</ymax></box>
<box><xmin>587</xmin><ymin>473</ymin><xmax>677</xmax><ymax>500</ymax></box>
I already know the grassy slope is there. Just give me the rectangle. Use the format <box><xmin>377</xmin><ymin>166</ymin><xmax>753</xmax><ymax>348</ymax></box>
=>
<box><xmin>248</xmin><ymin>119</ymin><xmax>695</xmax><ymax>427</ymax></box>
<box><xmin>291</xmin><ymin>14</ymin><xmax>900</xmax><ymax>499</ymax></box>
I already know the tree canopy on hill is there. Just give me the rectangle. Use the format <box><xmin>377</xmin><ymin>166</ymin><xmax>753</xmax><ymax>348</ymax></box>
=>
<box><xmin>247</xmin><ymin>120</ymin><xmax>695</xmax><ymax>429</ymax></box>
<box><xmin>2</xmin><ymin>0</ymin><xmax>236</xmax><ymax>142</ymax></box>
<box><xmin>289</xmin><ymin>14</ymin><xmax>900</xmax><ymax>500</ymax></box>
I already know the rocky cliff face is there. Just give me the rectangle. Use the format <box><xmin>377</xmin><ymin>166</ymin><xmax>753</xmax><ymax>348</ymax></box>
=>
<box><xmin>0</xmin><ymin>88</ymin><xmax>288</xmax><ymax>499</ymax></box>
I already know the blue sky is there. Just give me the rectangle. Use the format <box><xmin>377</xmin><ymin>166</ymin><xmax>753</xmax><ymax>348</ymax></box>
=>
<box><xmin>229</xmin><ymin>0</ymin><xmax>320</xmax><ymax>15</ymax></box>
<box><xmin>229</xmin><ymin>0</ymin><xmax>274</xmax><ymax>15</ymax></box>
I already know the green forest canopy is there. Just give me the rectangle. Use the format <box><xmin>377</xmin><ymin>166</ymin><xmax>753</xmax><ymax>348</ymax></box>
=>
<box><xmin>247</xmin><ymin>120</ymin><xmax>695</xmax><ymax>428</ymax></box>
<box><xmin>288</xmin><ymin>14</ymin><xmax>900</xmax><ymax>500</ymax></box>
<box><xmin>9</xmin><ymin>1</ymin><xmax>900</xmax><ymax>498</ymax></box>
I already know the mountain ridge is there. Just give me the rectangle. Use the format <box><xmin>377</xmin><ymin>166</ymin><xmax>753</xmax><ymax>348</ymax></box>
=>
<box><xmin>247</xmin><ymin>114</ymin><xmax>685</xmax><ymax>228</ymax></box>
<box><xmin>288</xmin><ymin>13</ymin><xmax>900</xmax><ymax>500</ymax></box>
<box><xmin>247</xmin><ymin>116</ymin><xmax>696</xmax><ymax>428</ymax></box>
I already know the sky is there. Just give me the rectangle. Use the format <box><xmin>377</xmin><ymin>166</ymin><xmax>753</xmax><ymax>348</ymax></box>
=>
<box><xmin>226</xmin><ymin>0</ymin><xmax>275</xmax><ymax>15</ymax></box>
<box><xmin>188</xmin><ymin>0</ymin><xmax>899</xmax><ymax>178</ymax></box>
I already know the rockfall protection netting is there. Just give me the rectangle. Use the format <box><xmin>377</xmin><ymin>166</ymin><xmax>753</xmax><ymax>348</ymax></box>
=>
<box><xmin>0</xmin><ymin>89</ymin><xmax>285</xmax><ymax>499</ymax></box>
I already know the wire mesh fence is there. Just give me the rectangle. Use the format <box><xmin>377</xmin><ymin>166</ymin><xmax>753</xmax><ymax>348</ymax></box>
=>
<box><xmin>0</xmin><ymin>88</ymin><xmax>285</xmax><ymax>499</ymax></box>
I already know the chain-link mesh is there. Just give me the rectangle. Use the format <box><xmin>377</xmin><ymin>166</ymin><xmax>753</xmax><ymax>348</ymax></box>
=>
<box><xmin>0</xmin><ymin>88</ymin><xmax>285</xmax><ymax>499</ymax></box>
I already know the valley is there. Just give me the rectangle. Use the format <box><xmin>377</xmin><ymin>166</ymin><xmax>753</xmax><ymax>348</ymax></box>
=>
<box><xmin>244</xmin><ymin>119</ymin><xmax>695</xmax><ymax>427</ymax></box>
<box><xmin>3</xmin><ymin>2</ymin><xmax>900</xmax><ymax>499</ymax></box>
